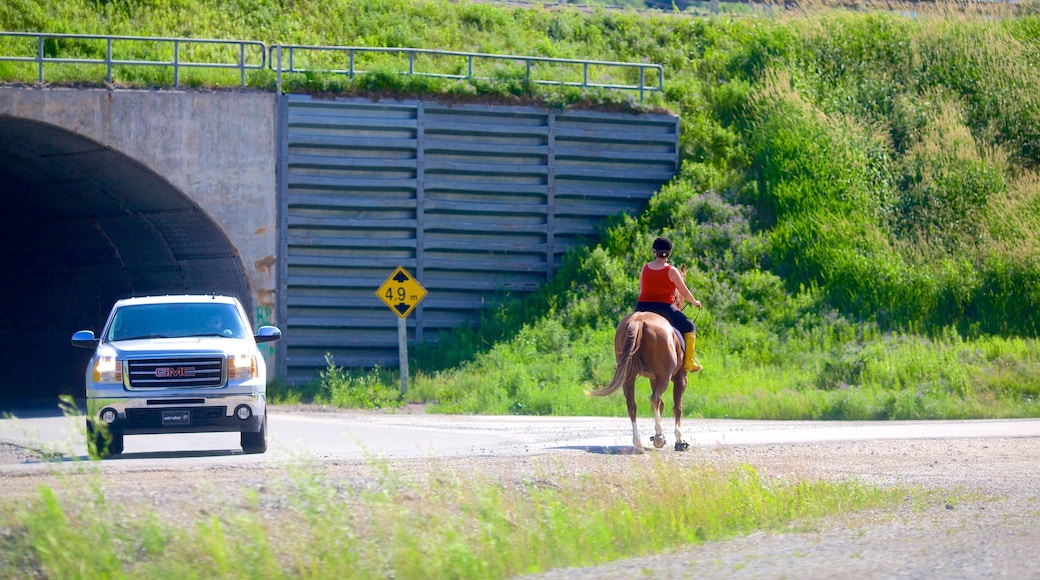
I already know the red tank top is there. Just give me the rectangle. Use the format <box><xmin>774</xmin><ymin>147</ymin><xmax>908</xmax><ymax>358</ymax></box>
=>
<box><xmin>638</xmin><ymin>264</ymin><xmax>676</xmax><ymax>303</ymax></box>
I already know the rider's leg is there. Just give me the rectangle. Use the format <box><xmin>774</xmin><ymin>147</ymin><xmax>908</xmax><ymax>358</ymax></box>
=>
<box><xmin>666</xmin><ymin>308</ymin><xmax>701</xmax><ymax>373</ymax></box>
<box><xmin>683</xmin><ymin>332</ymin><xmax>702</xmax><ymax>372</ymax></box>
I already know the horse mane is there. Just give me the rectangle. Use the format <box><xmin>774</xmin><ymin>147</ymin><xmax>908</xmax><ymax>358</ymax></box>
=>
<box><xmin>587</xmin><ymin>315</ymin><xmax>643</xmax><ymax>397</ymax></box>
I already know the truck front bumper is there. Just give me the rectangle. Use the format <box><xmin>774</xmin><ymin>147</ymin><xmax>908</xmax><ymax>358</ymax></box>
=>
<box><xmin>87</xmin><ymin>393</ymin><xmax>265</xmax><ymax>435</ymax></box>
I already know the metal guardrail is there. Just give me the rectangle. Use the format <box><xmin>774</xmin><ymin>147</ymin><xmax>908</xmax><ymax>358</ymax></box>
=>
<box><xmin>0</xmin><ymin>32</ymin><xmax>664</xmax><ymax>101</ymax></box>
<box><xmin>0</xmin><ymin>32</ymin><xmax>266</xmax><ymax>87</ymax></box>
<box><xmin>269</xmin><ymin>44</ymin><xmax>664</xmax><ymax>102</ymax></box>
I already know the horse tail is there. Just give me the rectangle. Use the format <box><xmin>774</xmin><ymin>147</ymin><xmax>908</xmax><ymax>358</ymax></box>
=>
<box><xmin>588</xmin><ymin>318</ymin><xmax>643</xmax><ymax>397</ymax></box>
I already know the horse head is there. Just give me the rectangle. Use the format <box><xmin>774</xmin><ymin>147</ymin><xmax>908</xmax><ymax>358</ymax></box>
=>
<box><xmin>672</xmin><ymin>264</ymin><xmax>688</xmax><ymax>310</ymax></box>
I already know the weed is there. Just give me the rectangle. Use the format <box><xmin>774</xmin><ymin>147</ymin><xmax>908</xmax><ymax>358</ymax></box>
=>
<box><xmin>0</xmin><ymin>455</ymin><xmax>908</xmax><ymax>578</ymax></box>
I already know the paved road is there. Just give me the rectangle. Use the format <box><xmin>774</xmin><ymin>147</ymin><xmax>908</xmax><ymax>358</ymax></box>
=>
<box><xmin>2</xmin><ymin>406</ymin><xmax>1039</xmax><ymax>468</ymax></box>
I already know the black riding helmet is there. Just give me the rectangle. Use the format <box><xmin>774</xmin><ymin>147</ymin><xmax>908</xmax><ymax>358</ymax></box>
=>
<box><xmin>652</xmin><ymin>236</ymin><xmax>673</xmax><ymax>257</ymax></box>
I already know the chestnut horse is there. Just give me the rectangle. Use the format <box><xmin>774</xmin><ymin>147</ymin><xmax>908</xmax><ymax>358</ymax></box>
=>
<box><xmin>588</xmin><ymin>310</ymin><xmax>690</xmax><ymax>453</ymax></box>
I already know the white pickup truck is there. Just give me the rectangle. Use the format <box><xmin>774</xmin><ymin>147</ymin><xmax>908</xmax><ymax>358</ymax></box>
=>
<box><xmin>72</xmin><ymin>295</ymin><xmax>281</xmax><ymax>458</ymax></box>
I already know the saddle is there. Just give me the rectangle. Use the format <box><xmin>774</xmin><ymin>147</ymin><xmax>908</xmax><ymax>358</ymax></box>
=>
<box><xmin>671</xmin><ymin>327</ymin><xmax>685</xmax><ymax>354</ymax></box>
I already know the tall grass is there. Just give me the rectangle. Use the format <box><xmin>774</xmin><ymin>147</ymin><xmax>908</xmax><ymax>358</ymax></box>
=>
<box><xmin>750</xmin><ymin>9</ymin><xmax>1040</xmax><ymax>335</ymax></box>
<box><xmin>0</xmin><ymin>457</ymin><xmax>909</xmax><ymax>578</ymax></box>
<box><xmin>273</xmin><ymin>315</ymin><xmax>1040</xmax><ymax>420</ymax></box>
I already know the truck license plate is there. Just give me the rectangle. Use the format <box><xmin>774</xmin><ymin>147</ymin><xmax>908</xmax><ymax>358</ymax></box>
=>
<box><xmin>161</xmin><ymin>410</ymin><xmax>191</xmax><ymax>426</ymax></box>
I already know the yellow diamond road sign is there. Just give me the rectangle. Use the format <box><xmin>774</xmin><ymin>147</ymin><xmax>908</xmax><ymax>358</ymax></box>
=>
<box><xmin>376</xmin><ymin>266</ymin><xmax>427</xmax><ymax>318</ymax></box>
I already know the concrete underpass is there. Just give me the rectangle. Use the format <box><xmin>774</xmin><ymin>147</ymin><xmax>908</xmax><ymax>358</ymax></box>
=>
<box><xmin>0</xmin><ymin>116</ymin><xmax>251</xmax><ymax>405</ymax></box>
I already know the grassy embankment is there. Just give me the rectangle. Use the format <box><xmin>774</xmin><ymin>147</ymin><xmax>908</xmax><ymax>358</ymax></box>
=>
<box><xmin>0</xmin><ymin>1</ymin><xmax>1032</xmax><ymax>575</ymax></box>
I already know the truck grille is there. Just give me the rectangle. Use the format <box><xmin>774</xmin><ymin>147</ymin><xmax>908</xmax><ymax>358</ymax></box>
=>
<box><xmin>126</xmin><ymin>356</ymin><xmax>225</xmax><ymax>389</ymax></box>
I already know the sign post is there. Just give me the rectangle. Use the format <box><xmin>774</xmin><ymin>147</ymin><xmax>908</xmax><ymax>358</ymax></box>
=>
<box><xmin>375</xmin><ymin>266</ymin><xmax>427</xmax><ymax>395</ymax></box>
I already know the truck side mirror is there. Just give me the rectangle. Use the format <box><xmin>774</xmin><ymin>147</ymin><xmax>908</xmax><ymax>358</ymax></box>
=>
<box><xmin>72</xmin><ymin>330</ymin><xmax>100</xmax><ymax>349</ymax></box>
<box><xmin>254</xmin><ymin>326</ymin><xmax>282</xmax><ymax>344</ymax></box>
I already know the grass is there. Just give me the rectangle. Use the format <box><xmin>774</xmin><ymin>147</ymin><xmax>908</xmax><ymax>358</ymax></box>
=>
<box><xmin>0</xmin><ymin>455</ymin><xmax>911</xmax><ymax>579</ymax></box>
<box><xmin>270</xmin><ymin>319</ymin><xmax>1040</xmax><ymax>420</ymax></box>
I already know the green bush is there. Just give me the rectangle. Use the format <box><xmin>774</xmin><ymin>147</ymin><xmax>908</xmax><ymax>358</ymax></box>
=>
<box><xmin>315</xmin><ymin>354</ymin><xmax>401</xmax><ymax>410</ymax></box>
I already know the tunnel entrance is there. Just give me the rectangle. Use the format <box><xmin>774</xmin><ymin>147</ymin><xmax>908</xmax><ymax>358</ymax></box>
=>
<box><xmin>0</xmin><ymin>116</ymin><xmax>252</xmax><ymax>411</ymax></box>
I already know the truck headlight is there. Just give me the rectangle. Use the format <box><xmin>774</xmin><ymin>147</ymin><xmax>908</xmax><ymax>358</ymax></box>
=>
<box><xmin>231</xmin><ymin>354</ymin><xmax>257</xmax><ymax>379</ymax></box>
<box><xmin>93</xmin><ymin>353</ymin><xmax>123</xmax><ymax>383</ymax></box>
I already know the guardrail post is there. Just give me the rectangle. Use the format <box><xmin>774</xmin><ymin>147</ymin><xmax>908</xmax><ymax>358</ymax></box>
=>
<box><xmin>276</xmin><ymin>45</ymin><xmax>283</xmax><ymax>94</ymax></box>
<box><xmin>174</xmin><ymin>40</ymin><xmax>180</xmax><ymax>87</ymax></box>
<box><xmin>106</xmin><ymin>38</ymin><xmax>113</xmax><ymax>84</ymax></box>
<box><xmin>36</xmin><ymin>35</ymin><xmax>44</xmax><ymax>83</ymax></box>
<box><xmin>640</xmin><ymin>67</ymin><xmax>645</xmax><ymax>104</ymax></box>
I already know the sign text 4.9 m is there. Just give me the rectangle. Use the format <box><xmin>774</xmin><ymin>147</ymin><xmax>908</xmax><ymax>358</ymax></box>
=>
<box><xmin>375</xmin><ymin>266</ymin><xmax>427</xmax><ymax>318</ymax></box>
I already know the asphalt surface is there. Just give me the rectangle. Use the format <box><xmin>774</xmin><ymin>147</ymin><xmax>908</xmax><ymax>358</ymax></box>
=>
<box><xmin>2</xmin><ymin>405</ymin><xmax>1038</xmax><ymax>466</ymax></box>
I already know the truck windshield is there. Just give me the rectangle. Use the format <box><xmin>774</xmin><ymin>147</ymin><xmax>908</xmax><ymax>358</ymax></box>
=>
<box><xmin>107</xmin><ymin>303</ymin><xmax>248</xmax><ymax>341</ymax></box>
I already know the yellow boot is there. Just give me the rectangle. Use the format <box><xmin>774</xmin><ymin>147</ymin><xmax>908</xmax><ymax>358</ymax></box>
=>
<box><xmin>683</xmin><ymin>332</ymin><xmax>702</xmax><ymax>373</ymax></box>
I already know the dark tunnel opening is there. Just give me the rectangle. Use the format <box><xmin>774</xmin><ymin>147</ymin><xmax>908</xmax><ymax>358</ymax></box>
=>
<box><xmin>0</xmin><ymin>116</ymin><xmax>252</xmax><ymax>411</ymax></box>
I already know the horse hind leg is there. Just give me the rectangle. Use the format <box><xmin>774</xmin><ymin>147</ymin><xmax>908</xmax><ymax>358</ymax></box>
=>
<box><xmin>624</xmin><ymin>380</ymin><xmax>644</xmax><ymax>454</ymax></box>
<box><xmin>674</xmin><ymin>427</ymin><xmax>689</xmax><ymax>451</ymax></box>
<box><xmin>673</xmin><ymin>374</ymin><xmax>690</xmax><ymax>451</ymax></box>
<box><xmin>650</xmin><ymin>382</ymin><xmax>666</xmax><ymax>449</ymax></box>
<box><xmin>630</xmin><ymin>419</ymin><xmax>643</xmax><ymax>454</ymax></box>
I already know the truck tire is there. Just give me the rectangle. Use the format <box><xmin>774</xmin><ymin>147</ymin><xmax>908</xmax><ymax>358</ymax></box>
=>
<box><xmin>108</xmin><ymin>432</ymin><xmax>125</xmax><ymax>456</ymax></box>
<box><xmin>241</xmin><ymin>411</ymin><xmax>267</xmax><ymax>454</ymax></box>
<box><xmin>87</xmin><ymin>420</ymin><xmax>124</xmax><ymax>459</ymax></box>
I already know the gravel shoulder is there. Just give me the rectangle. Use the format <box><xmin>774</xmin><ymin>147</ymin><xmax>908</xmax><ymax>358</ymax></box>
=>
<box><xmin>527</xmin><ymin>436</ymin><xmax>1040</xmax><ymax>579</ymax></box>
<box><xmin>1</xmin><ymin>418</ymin><xmax>1038</xmax><ymax>579</ymax></box>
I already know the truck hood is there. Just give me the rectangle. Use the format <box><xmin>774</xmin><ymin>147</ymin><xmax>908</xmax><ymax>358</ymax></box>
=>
<box><xmin>105</xmin><ymin>336</ymin><xmax>257</xmax><ymax>356</ymax></box>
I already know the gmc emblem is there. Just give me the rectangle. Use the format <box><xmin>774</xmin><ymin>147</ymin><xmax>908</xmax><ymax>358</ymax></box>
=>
<box><xmin>155</xmin><ymin>367</ymin><xmax>196</xmax><ymax>378</ymax></box>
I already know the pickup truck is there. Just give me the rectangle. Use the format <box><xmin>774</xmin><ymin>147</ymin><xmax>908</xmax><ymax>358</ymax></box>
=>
<box><xmin>71</xmin><ymin>295</ymin><xmax>281</xmax><ymax>458</ymax></box>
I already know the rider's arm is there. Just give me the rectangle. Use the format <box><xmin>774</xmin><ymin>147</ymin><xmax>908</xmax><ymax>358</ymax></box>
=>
<box><xmin>668</xmin><ymin>266</ymin><xmax>701</xmax><ymax>308</ymax></box>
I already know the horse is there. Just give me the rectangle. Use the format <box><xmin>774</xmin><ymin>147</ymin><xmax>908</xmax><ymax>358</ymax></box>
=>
<box><xmin>588</xmin><ymin>310</ymin><xmax>690</xmax><ymax>453</ymax></box>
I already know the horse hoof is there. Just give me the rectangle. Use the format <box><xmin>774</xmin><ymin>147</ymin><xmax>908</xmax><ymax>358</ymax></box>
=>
<box><xmin>651</xmin><ymin>435</ymin><xmax>666</xmax><ymax>449</ymax></box>
<box><xmin>675</xmin><ymin>441</ymin><xmax>690</xmax><ymax>451</ymax></box>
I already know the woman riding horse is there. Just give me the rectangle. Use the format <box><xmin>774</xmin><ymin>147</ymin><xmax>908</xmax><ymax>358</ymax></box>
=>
<box><xmin>635</xmin><ymin>236</ymin><xmax>702</xmax><ymax>372</ymax></box>
<box><xmin>589</xmin><ymin>236</ymin><xmax>706</xmax><ymax>452</ymax></box>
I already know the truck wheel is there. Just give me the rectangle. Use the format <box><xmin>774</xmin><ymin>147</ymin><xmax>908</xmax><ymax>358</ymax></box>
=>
<box><xmin>87</xmin><ymin>429</ymin><xmax>106</xmax><ymax>460</ymax></box>
<box><xmin>109</xmin><ymin>432</ymin><xmax>124</xmax><ymax>455</ymax></box>
<box><xmin>87</xmin><ymin>420</ymin><xmax>124</xmax><ymax>459</ymax></box>
<box><xmin>241</xmin><ymin>411</ymin><xmax>267</xmax><ymax>454</ymax></box>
